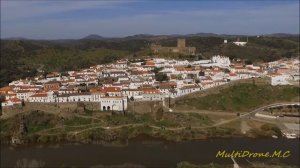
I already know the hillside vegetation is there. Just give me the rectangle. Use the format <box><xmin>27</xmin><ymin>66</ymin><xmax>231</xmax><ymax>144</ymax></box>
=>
<box><xmin>1</xmin><ymin>36</ymin><xmax>299</xmax><ymax>87</ymax></box>
<box><xmin>174</xmin><ymin>84</ymin><xmax>299</xmax><ymax>112</ymax></box>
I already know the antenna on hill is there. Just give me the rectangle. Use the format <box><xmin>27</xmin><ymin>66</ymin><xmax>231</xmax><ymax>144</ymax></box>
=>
<box><xmin>247</xmin><ymin>36</ymin><xmax>248</xmax><ymax>42</ymax></box>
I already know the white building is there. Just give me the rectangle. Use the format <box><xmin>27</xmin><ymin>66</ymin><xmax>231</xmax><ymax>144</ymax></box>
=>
<box><xmin>1</xmin><ymin>97</ymin><xmax>22</xmax><ymax>106</ymax></box>
<box><xmin>142</xmin><ymin>93</ymin><xmax>165</xmax><ymax>101</ymax></box>
<box><xmin>233</xmin><ymin>41</ymin><xmax>247</xmax><ymax>46</ymax></box>
<box><xmin>270</xmin><ymin>74</ymin><xmax>292</xmax><ymax>86</ymax></box>
<box><xmin>122</xmin><ymin>89</ymin><xmax>143</xmax><ymax>98</ymax></box>
<box><xmin>211</xmin><ymin>55</ymin><xmax>231</xmax><ymax>67</ymax></box>
<box><xmin>100</xmin><ymin>96</ymin><xmax>127</xmax><ymax>111</ymax></box>
<box><xmin>16</xmin><ymin>90</ymin><xmax>35</xmax><ymax>101</ymax></box>
<box><xmin>28</xmin><ymin>92</ymin><xmax>56</xmax><ymax>103</ymax></box>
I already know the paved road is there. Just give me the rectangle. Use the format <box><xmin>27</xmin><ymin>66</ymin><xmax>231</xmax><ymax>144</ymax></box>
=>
<box><xmin>172</xmin><ymin>110</ymin><xmax>237</xmax><ymax>116</ymax></box>
<box><xmin>240</xmin><ymin>102</ymin><xmax>299</xmax><ymax>118</ymax></box>
<box><xmin>240</xmin><ymin>102</ymin><xmax>300</xmax><ymax>131</ymax></box>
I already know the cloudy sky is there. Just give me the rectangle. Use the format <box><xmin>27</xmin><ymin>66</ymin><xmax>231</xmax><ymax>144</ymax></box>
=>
<box><xmin>1</xmin><ymin>0</ymin><xmax>299</xmax><ymax>39</ymax></box>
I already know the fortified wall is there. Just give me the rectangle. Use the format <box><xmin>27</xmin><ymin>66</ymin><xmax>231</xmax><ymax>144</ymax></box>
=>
<box><xmin>151</xmin><ymin>38</ymin><xmax>196</xmax><ymax>55</ymax></box>
<box><xmin>1</xmin><ymin>102</ymin><xmax>101</xmax><ymax>118</ymax></box>
<box><xmin>127</xmin><ymin>101</ymin><xmax>165</xmax><ymax>114</ymax></box>
<box><xmin>1</xmin><ymin>100</ymin><xmax>166</xmax><ymax>118</ymax></box>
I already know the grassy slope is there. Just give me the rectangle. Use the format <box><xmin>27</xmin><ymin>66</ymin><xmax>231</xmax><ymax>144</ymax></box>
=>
<box><xmin>174</xmin><ymin>84</ymin><xmax>299</xmax><ymax>112</ymax></box>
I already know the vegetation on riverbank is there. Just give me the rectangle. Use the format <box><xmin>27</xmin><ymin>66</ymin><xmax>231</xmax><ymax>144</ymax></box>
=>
<box><xmin>0</xmin><ymin>110</ymin><xmax>243</xmax><ymax>144</ymax></box>
<box><xmin>174</xmin><ymin>84</ymin><xmax>299</xmax><ymax>112</ymax></box>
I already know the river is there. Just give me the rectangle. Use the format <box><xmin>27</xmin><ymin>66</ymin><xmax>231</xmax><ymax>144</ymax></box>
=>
<box><xmin>1</xmin><ymin>138</ymin><xmax>299</xmax><ymax>168</ymax></box>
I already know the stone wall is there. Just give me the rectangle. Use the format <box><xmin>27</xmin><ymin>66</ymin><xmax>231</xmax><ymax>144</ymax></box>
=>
<box><xmin>1</xmin><ymin>102</ymin><xmax>101</xmax><ymax>118</ymax></box>
<box><xmin>127</xmin><ymin>101</ymin><xmax>165</xmax><ymax>114</ymax></box>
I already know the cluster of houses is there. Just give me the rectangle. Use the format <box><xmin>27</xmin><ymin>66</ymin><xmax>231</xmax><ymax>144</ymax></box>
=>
<box><xmin>1</xmin><ymin>55</ymin><xmax>299</xmax><ymax>111</ymax></box>
<box><xmin>266</xmin><ymin>59</ymin><xmax>300</xmax><ymax>85</ymax></box>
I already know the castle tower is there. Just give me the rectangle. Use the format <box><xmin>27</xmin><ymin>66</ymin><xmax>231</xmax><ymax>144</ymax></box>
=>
<box><xmin>177</xmin><ymin>39</ymin><xmax>186</xmax><ymax>48</ymax></box>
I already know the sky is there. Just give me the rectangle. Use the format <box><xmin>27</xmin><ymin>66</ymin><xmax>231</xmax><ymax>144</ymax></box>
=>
<box><xmin>1</xmin><ymin>0</ymin><xmax>299</xmax><ymax>39</ymax></box>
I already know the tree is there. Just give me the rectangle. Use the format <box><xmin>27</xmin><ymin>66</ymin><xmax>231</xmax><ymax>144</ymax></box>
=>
<box><xmin>152</xmin><ymin>67</ymin><xmax>164</xmax><ymax>74</ymax></box>
<box><xmin>199</xmin><ymin>71</ymin><xmax>205</xmax><ymax>76</ymax></box>
<box><xmin>155</xmin><ymin>73</ymin><xmax>169</xmax><ymax>82</ymax></box>
<box><xmin>224</xmin><ymin>68</ymin><xmax>230</xmax><ymax>73</ymax></box>
<box><xmin>21</xmin><ymin>99</ymin><xmax>25</xmax><ymax>107</ymax></box>
<box><xmin>245</xmin><ymin>60</ymin><xmax>253</xmax><ymax>65</ymax></box>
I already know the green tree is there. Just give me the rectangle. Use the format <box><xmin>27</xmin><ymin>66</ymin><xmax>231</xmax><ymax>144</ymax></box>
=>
<box><xmin>155</xmin><ymin>73</ymin><xmax>169</xmax><ymax>82</ymax></box>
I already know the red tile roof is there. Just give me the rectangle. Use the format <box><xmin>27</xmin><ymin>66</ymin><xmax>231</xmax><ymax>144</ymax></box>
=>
<box><xmin>103</xmin><ymin>87</ymin><xmax>121</xmax><ymax>93</ymax></box>
<box><xmin>30</xmin><ymin>93</ymin><xmax>48</xmax><ymax>97</ymax></box>
<box><xmin>0</xmin><ymin>86</ymin><xmax>13</xmax><ymax>92</ymax></box>
<box><xmin>142</xmin><ymin>88</ymin><xmax>160</xmax><ymax>94</ymax></box>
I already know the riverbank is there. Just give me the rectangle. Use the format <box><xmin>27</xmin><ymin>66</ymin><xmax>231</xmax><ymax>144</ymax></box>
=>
<box><xmin>0</xmin><ymin>110</ymin><xmax>283</xmax><ymax>146</ymax></box>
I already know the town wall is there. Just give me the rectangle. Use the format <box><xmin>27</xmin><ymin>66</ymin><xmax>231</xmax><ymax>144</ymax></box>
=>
<box><xmin>2</xmin><ymin>100</ymin><xmax>165</xmax><ymax>117</ymax></box>
<box><xmin>127</xmin><ymin>101</ymin><xmax>165</xmax><ymax>114</ymax></box>
<box><xmin>1</xmin><ymin>102</ymin><xmax>101</xmax><ymax>118</ymax></box>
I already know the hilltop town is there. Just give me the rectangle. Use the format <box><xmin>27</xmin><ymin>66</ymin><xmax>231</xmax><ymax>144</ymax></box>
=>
<box><xmin>1</xmin><ymin>53</ymin><xmax>299</xmax><ymax>112</ymax></box>
<box><xmin>1</xmin><ymin>1</ymin><xmax>299</xmax><ymax>168</ymax></box>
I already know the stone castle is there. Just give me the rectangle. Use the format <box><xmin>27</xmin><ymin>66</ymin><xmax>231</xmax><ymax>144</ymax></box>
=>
<box><xmin>151</xmin><ymin>39</ymin><xmax>196</xmax><ymax>55</ymax></box>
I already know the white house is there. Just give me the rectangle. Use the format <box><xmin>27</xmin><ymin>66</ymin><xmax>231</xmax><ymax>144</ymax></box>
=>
<box><xmin>16</xmin><ymin>90</ymin><xmax>35</xmax><ymax>101</ymax></box>
<box><xmin>1</xmin><ymin>97</ymin><xmax>22</xmax><ymax>106</ymax></box>
<box><xmin>141</xmin><ymin>88</ymin><xmax>164</xmax><ymax>101</ymax></box>
<box><xmin>69</xmin><ymin>92</ymin><xmax>93</xmax><ymax>102</ymax></box>
<box><xmin>270</xmin><ymin>74</ymin><xmax>292</xmax><ymax>86</ymax></box>
<box><xmin>233</xmin><ymin>41</ymin><xmax>247</xmax><ymax>46</ymax></box>
<box><xmin>178</xmin><ymin>85</ymin><xmax>201</xmax><ymax>96</ymax></box>
<box><xmin>28</xmin><ymin>92</ymin><xmax>56</xmax><ymax>103</ymax></box>
<box><xmin>121</xmin><ymin>89</ymin><xmax>143</xmax><ymax>98</ymax></box>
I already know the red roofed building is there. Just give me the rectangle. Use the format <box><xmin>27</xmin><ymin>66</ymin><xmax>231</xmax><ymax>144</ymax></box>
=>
<box><xmin>141</xmin><ymin>88</ymin><xmax>164</xmax><ymax>101</ymax></box>
<box><xmin>28</xmin><ymin>92</ymin><xmax>56</xmax><ymax>102</ymax></box>
<box><xmin>44</xmin><ymin>81</ymin><xmax>61</xmax><ymax>91</ymax></box>
<box><xmin>102</xmin><ymin>87</ymin><xmax>122</xmax><ymax>96</ymax></box>
<box><xmin>0</xmin><ymin>86</ymin><xmax>14</xmax><ymax>95</ymax></box>
<box><xmin>142</xmin><ymin>88</ymin><xmax>160</xmax><ymax>94</ymax></box>
<box><xmin>1</xmin><ymin>97</ymin><xmax>21</xmax><ymax>106</ymax></box>
<box><xmin>145</xmin><ymin>61</ymin><xmax>155</xmax><ymax>66</ymax></box>
<box><xmin>14</xmin><ymin>85</ymin><xmax>42</xmax><ymax>91</ymax></box>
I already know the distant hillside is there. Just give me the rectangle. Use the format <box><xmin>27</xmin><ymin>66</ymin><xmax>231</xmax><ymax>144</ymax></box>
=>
<box><xmin>1</xmin><ymin>34</ymin><xmax>299</xmax><ymax>87</ymax></box>
<box><xmin>4</xmin><ymin>32</ymin><xmax>299</xmax><ymax>41</ymax></box>
<box><xmin>263</xmin><ymin>33</ymin><xmax>299</xmax><ymax>38</ymax></box>
<box><xmin>82</xmin><ymin>34</ymin><xmax>106</xmax><ymax>40</ymax></box>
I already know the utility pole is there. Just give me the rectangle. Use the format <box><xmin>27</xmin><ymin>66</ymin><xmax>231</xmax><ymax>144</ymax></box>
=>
<box><xmin>169</xmin><ymin>93</ymin><xmax>171</xmax><ymax>108</ymax></box>
<box><xmin>122</xmin><ymin>97</ymin><xmax>125</xmax><ymax>115</ymax></box>
<box><xmin>133</xmin><ymin>100</ymin><xmax>135</xmax><ymax>113</ymax></box>
<box><xmin>0</xmin><ymin>96</ymin><xmax>2</xmax><ymax>115</ymax></box>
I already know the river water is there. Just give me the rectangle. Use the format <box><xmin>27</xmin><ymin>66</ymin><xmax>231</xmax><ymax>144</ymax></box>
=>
<box><xmin>1</xmin><ymin>138</ymin><xmax>299</xmax><ymax>168</ymax></box>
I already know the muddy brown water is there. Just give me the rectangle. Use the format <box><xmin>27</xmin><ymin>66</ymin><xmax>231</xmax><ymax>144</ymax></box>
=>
<box><xmin>1</xmin><ymin>138</ymin><xmax>299</xmax><ymax>168</ymax></box>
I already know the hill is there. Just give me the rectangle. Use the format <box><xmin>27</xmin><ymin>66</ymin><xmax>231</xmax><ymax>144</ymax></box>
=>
<box><xmin>82</xmin><ymin>34</ymin><xmax>106</xmax><ymax>40</ymax></box>
<box><xmin>1</xmin><ymin>35</ymin><xmax>299</xmax><ymax>87</ymax></box>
